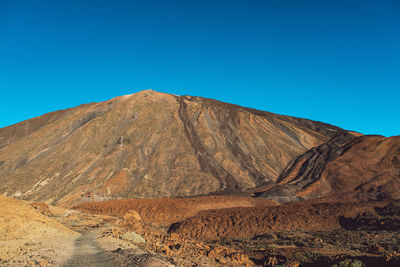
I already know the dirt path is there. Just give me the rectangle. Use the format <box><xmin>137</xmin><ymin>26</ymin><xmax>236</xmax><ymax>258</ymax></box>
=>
<box><xmin>62</xmin><ymin>231</ymin><xmax>117</xmax><ymax>267</ymax></box>
<box><xmin>62</xmin><ymin>230</ymin><xmax>174</xmax><ymax>267</ymax></box>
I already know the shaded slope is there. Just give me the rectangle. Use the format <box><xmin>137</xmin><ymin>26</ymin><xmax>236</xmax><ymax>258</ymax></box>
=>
<box><xmin>0</xmin><ymin>90</ymin><xmax>348</xmax><ymax>206</ymax></box>
<box><xmin>259</xmin><ymin>135</ymin><xmax>400</xmax><ymax>201</ymax></box>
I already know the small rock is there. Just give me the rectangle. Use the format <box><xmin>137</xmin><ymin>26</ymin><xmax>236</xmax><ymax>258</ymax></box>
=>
<box><xmin>113</xmin><ymin>247</ymin><xmax>122</xmax><ymax>253</ymax></box>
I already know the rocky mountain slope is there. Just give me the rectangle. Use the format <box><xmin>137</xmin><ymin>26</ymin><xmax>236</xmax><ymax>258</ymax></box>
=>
<box><xmin>0</xmin><ymin>90</ymin><xmax>349</xmax><ymax>206</ymax></box>
<box><xmin>259</xmin><ymin>135</ymin><xmax>400</xmax><ymax>201</ymax></box>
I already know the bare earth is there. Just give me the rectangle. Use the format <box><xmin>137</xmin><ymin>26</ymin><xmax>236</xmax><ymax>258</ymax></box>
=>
<box><xmin>1</xmin><ymin>194</ymin><xmax>400</xmax><ymax>266</ymax></box>
<box><xmin>0</xmin><ymin>196</ymin><xmax>172</xmax><ymax>266</ymax></box>
<box><xmin>0</xmin><ymin>195</ymin><xmax>78</xmax><ymax>266</ymax></box>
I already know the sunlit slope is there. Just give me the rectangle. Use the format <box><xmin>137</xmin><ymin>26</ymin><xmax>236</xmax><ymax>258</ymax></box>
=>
<box><xmin>0</xmin><ymin>90</ymin><xmax>348</xmax><ymax>206</ymax></box>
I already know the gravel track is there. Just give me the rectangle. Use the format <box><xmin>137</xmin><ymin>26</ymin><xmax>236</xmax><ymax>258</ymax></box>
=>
<box><xmin>62</xmin><ymin>231</ymin><xmax>117</xmax><ymax>267</ymax></box>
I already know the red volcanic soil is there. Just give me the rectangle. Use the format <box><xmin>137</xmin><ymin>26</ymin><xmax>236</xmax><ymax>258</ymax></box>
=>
<box><xmin>168</xmin><ymin>200</ymin><xmax>390</xmax><ymax>241</ymax></box>
<box><xmin>74</xmin><ymin>196</ymin><xmax>276</xmax><ymax>225</ymax></box>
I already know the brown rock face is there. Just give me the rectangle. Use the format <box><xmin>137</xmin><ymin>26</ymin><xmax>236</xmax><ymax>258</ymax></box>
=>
<box><xmin>259</xmin><ymin>135</ymin><xmax>400</xmax><ymax>201</ymax></box>
<box><xmin>0</xmin><ymin>90</ymin><xmax>348</xmax><ymax>206</ymax></box>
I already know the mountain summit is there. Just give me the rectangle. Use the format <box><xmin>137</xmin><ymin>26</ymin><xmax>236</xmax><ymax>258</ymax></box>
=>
<box><xmin>0</xmin><ymin>90</ymin><xmax>351</xmax><ymax>206</ymax></box>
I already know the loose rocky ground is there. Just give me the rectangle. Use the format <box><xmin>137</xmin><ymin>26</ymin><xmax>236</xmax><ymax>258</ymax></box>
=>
<box><xmin>0</xmin><ymin>196</ymin><xmax>78</xmax><ymax>266</ymax></box>
<box><xmin>76</xmin><ymin>196</ymin><xmax>276</xmax><ymax>225</ymax></box>
<box><xmin>167</xmin><ymin>201</ymin><xmax>388</xmax><ymax>241</ymax></box>
<box><xmin>0</xmin><ymin>196</ymin><xmax>173</xmax><ymax>266</ymax></box>
<box><xmin>75</xmin><ymin>197</ymin><xmax>400</xmax><ymax>266</ymax></box>
<box><xmin>2</xmin><ymin>195</ymin><xmax>400</xmax><ymax>266</ymax></box>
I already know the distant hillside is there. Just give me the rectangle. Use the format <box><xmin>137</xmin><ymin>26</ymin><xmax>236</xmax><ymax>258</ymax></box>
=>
<box><xmin>258</xmin><ymin>135</ymin><xmax>400</xmax><ymax>201</ymax></box>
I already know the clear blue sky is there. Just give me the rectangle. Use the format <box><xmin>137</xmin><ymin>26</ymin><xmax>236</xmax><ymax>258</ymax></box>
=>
<box><xmin>1</xmin><ymin>0</ymin><xmax>399</xmax><ymax>136</ymax></box>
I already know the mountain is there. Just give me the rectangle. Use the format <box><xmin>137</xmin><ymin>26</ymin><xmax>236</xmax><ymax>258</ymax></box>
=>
<box><xmin>0</xmin><ymin>90</ymin><xmax>350</xmax><ymax>206</ymax></box>
<box><xmin>259</xmin><ymin>135</ymin><xmax>400</xmax><ymax>201</ymax></box>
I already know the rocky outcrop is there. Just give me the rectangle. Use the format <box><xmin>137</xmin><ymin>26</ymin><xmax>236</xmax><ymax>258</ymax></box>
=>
<box><xmin>167</xmin><ymin>201</ymin><xmax>382</xmax><ymax>241</ymax></box>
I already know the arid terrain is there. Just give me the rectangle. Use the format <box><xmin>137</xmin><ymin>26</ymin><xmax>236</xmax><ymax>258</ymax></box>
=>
<box><xmin>2</xmin><ymin>194</ymin><xmax>399</xmax><ymax>266</ymax></box>
<box><xmin>0</xmin><ymin>90</ymin><xmax>350</xmax><ymax>206</ymax></box>
<box><xmin>0</xmin><ymin>91</ymin><xmax>399</xmax><ymax>266</ymax></box>
<box><xmin>78</xmin><ymin>198</ymin><xmax>400</xmax><ymax>267</ymax></box>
